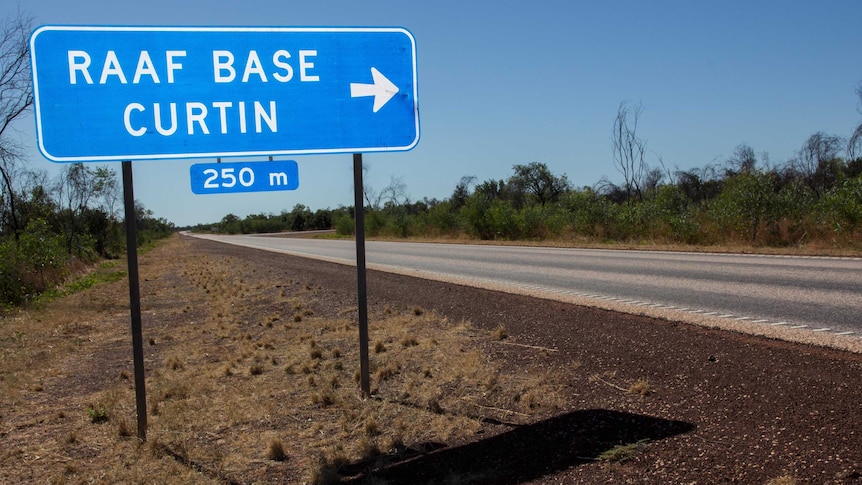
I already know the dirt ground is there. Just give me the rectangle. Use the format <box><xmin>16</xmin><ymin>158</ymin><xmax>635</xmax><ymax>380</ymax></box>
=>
<box><xmin>2</xmin><ymin>234</ymin><xmax>861</xmax><ymax>484</ymax></box>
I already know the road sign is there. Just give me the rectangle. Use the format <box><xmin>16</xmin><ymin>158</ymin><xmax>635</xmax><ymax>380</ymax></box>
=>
<box><xmin>190</xmin><ymin>160</ymin><xmax>299</xmax><ymax>194</ymax></box>
<box><xmin>29</xmin><ymin>26</ymin><xmax>419</xmax><ymax>162</ymax></box>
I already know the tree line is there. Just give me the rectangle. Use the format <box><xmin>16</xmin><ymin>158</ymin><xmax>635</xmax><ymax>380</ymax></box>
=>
<box><xmin>207</xmin><ymin>204</ymin><xmax>345</xmax><ymax>235</ymax></box>
<box><xmin>203</xmin><ymin>91</ymin><xmax>862</xmax><ymax>251</ymax></box>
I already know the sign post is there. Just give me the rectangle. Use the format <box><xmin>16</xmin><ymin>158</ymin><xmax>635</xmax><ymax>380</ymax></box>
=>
<box><xmin>30</xmin><ymin>24</ymin><xmax>419</xmax><ymax>431</ymax></box>
<box><xmin>352</xmin><ymin>154</ymin><xmax>371</xmax><ymax>396</ymax></box>
<box><xmin>121</xmin><ymin>161</ymin><xmax>147</xmax><ymax>441</ymax></box>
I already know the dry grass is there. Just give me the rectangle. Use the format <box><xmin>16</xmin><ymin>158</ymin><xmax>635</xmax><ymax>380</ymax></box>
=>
<box><xmin>589</xmin><ymin>372</ymin><xmax>656</xmax><ymax>397</ymax></box>
<box><xmin>597</xmin><ymin>439</ymin><xmax>650</xmax><ymax>463</ymax></box>
<box><xmin>628</xmin><ymin>378</ymin><xmax>654</xmax><ymax>396</ymax></box>
<box><xmin>0</xmin><ymin>235</ymin><xmax>570</xmax><ymax>484</ymax></box>
<box><xmin>267</xmin><ymin>439</ymin><xmax>288</xmax><ymax>462</ymax></box>
<box><xmin>765</xmin><ymin>475</ymin><xmax>797</xmax><ymax>485</ymax></box>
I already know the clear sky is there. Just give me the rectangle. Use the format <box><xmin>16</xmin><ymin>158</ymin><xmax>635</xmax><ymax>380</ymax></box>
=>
<box><xmin>11</xmin><ymin>0</ymin><xmax>862</xmax><ymax>227</ymax></box>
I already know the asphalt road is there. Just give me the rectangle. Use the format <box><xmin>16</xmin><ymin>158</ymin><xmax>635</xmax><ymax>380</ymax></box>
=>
<box><xmin>192</xmin><ymin>234</ymin><xmax>862</xmax><ymax>337</ymax></box>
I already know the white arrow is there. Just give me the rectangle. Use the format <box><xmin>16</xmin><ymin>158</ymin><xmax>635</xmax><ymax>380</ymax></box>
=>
<box><xmin>350</xmin><ymin>67</ymin><xmax>399</xmax><ymax>113</ymax></box>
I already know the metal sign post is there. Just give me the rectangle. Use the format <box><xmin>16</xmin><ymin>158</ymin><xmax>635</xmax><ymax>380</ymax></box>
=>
<box><xmin>121</xmin><ymin>161</ymin><xmax>147</xmax><ymax>441</ymax></box>
<box><xmin>353</xmin><ymin>154</ymin><xmax>371</xmax><ymax>395</ymax></box>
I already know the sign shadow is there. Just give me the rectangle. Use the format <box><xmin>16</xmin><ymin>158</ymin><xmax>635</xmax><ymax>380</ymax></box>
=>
<box><xmin>339</xmin><ymin>408</ymin><xmax>694</xmax><ymax>484</ymax></box>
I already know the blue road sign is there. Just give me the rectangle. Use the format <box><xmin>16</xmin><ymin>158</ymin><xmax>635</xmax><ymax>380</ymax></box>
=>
<box><xmin>29</xmin><ymin>26</ymin><xmax>419</xmax><ymax>162</ymax></box>
<box><xmin>190</xmin><ymin>160</ymin><xmax>299</xmax><ymax>194</ymax></box>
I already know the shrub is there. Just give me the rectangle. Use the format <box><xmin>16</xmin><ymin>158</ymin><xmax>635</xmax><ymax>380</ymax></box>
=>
<box><xmin>333</xmin><ymin>213</ymin><xmax>355</xmax><ymax>236</ymax></box>
<box><xmin>0</xmin><ymin>219</ymin><xmax>70</xmax><ymax>306</ymax></box>
<box><xmin>817</xmin><ymin>177</ymin><xmax>862</xmax><ymax>239</ymax></box>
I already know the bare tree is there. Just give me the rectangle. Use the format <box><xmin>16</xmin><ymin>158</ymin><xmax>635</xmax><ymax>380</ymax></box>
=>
<box><xmin>449</xmin><ymin>175</ymin><xmax>475</xmax><ymax>211</ymax></box>
<box><xmin>727</xmin><ymin>143</ymin><xmax>757</xmax><ymax>174</ymax></box>
<box><xmin>612</xmin><ymin>101</ymin><xmax>648</xmax><ymax>201</ymax></box>
<box><xmin>849</xmin><ymin>83</ymin><xmax>862</xmax><ymax>161</ymax></box>
<box><xmin>360</xmin><ymin>164</ymin><xmax>408</xmax><ymax>210</ymax></box>
<box><xmin>54</xmin><ymin>164</ymin><xmax>117</xmax><ymax>255</ymax></box>
<box><xmin>796</xmin><ymin>132</ymin><xmax>845</xmax><ymax>197</ymax></box>
<box><xmin>0</xmin><ymin>10</ymin><xmax>34</xmax><ymax>239</ymax></box>
<box><xmin>673</xmin><ymin>159</ymin><xmax>722</xmax><ymax>209</ymax></box>
<box><xmin>377</xmin><ymin>175</ymin><xmax>408</xmax><ymax>208</ymax></box>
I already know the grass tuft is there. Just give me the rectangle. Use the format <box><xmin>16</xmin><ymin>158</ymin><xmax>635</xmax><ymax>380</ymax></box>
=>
<box><xmin>628</xmin><ymin>378</ymin><xmax>654</xmax><ymax>396</ymax></box>
<box><xmin>166</xmin><ymin>356</ymin><xmax>184</xmax><ymax>371</ymax></box>
<box><xmin>267</xmin><ymin>439</ymin><xmax>288</xmax><ymax>462</ymax></box>
<box><xmin>766</xmin><ymin>475</ymin><xmax>797</xmax><ymax>485</ymax></box>
<box><xmin>598</xmin><ymin>439</ymin><xmax>649</xmax><ymax>463</ymax></box>
<box><xmin>312</xmin><ymin>389</ymin><xmax>336</xmax><ymax>407</ymax></box>
<box><xmin>374</xmin><ymin>362</ymin><xmax>398</xmax><ymax>382</ymax></box>
<box><xmin>86</xmin><ymin>405</ymin><xmax>109</xmax><ymax>424</ymax></box>
<box><xmin>310</xmin><ymin>452</ymin><xmax>348</xmax><ymax>485</ymax></box>
<box><xmin>364</xmin><ymin>418</ymin><xmax>380</xmax><ymax>436</ymax></box>
<box><xmin>117</xmin><ymin>419</ymin><xmax>132</xmax><ymax>437</ymax></box>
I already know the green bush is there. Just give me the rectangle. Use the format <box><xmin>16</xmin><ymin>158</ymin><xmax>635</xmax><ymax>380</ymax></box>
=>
<box><xmin>0</xmin><ymin>219</ymin><xmax>70</xmax><ymax>306</ymax></box>
<box><xmin>563</xmin><ymin>190</ymin><xmax>614</xmax><ymax>238</ymax></box>
<box><xmin>333</xmin><ymin>213</ymin><xmax>355</xmax><ymax>236</ymax></box>
<box><xmin>816</xmin><ymin>176</ymin><xmax>862</xmax><ymax>239</ymax></box>
<box><xmin>708</xmin><ymin>170</ymin><xmax>779</xmax><ymax>243</ymax></box>
<box><xmin>0</xmin><ymin>240</ymin><xmax>25</xmax><ymax>306</ymax></box>
<box><xmin>426</xmin><ymin>201</ymin><xmax>459</xmax><ymax>235</ymax></box>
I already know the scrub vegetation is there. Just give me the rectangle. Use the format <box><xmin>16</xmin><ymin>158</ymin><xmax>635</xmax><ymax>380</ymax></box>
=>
<box><xmin>0</xmin><ymin>158</ymin><xmax>176</xmax><ymax>307</ymax></box>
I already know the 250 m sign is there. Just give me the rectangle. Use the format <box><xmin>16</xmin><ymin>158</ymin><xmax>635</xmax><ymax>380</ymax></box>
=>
<box><xmin>190</xmin><ymin>160</ymin><xmax>299</xmax><ymax>194</ymax></box>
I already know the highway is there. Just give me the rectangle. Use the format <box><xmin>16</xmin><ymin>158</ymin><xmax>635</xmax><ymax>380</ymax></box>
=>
<box><xmin>192</xmin><ymin>234</ymin><xmax>862</xmax><ymax>337</ymax></box>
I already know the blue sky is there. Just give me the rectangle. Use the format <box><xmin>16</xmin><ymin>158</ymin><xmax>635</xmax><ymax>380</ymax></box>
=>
<box><xmin>12</xmin><ymin>0</ymin><xmax>862</xmax><ymax>226</ymax></box>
